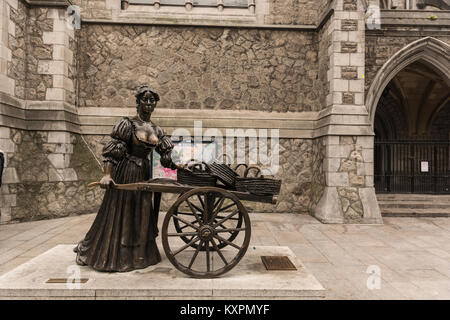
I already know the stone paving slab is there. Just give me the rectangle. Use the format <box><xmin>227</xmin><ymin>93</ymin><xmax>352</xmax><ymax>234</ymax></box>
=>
<box><xmin>1</xmin><ymin>213</ymin><xmax>450</xmax><ymax>299</ymax></box>
<box><xmin>0</xmin><ymin>245</ymin><xmax>325</xmax><ymax>300</ymax></box>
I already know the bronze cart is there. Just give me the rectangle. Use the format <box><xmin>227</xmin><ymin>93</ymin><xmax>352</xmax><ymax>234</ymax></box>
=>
<box><xmin>90</xmin><ymin>180</ymin><xmax>277</xmax><ymax>278</ymax></box>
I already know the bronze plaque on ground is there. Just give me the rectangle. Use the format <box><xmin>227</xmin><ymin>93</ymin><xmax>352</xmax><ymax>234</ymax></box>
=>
<box><xmin>45</xmin><ymin>278</ymin><xmax>89</xmax><ymax>284</ymax></box>
<box><xmin>261</xmin><ymin>256</ymin><xmax>297</xmax><ymax>271</ymax></box>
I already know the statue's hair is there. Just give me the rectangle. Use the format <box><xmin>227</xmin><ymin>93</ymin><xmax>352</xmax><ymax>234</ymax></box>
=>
<box><xmin>135</xmin><ymin>85</ymin><xmax>160</xmax><ymax>105</ymax></box>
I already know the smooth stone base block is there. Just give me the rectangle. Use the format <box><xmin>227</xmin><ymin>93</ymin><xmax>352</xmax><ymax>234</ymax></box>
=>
<box><xmin>313</xmin><ymin>187</ymin><xmax>345</xmax><ymax>224</ymax></box>
<box><xmin>0</xmin><ymin>245</ymin><xmax>325</xmax><ymax>299</ymax></box>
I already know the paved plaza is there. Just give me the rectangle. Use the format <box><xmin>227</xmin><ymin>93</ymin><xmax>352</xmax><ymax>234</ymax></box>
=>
<box><xmin>1</xmin><ymin>213</ymin><xmax>449</xmax><ymax>299</ymax></box>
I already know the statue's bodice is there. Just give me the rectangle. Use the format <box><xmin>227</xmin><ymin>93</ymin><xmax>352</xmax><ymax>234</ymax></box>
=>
<box><xmin>129</xmin><ymin>118</ymin><xmax>161</xmax><ymax>158</ymax></box>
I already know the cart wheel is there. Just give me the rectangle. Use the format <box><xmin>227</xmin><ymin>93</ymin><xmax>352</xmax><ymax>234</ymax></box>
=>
<box><xmin>172</xmin><ymin>192</ymin><xmax>243</xmax><ymax>250</ymax></box>
<box><xmin>162</xmin><ymin>187</ymin><xmax>251</xmax><ymax>278</ymax></box>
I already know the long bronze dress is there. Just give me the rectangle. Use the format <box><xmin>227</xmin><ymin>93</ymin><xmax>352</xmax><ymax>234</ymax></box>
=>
<box><xmin>74</xmin><ymin>117</ymin><xmax>176</xmax><ymax>272</ymax></box>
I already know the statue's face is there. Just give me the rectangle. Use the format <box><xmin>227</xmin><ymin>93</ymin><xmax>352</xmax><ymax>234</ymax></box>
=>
<box><xmin>138</xmin><ymin>91</ymin><xmax>157</xmax><ymax>119</ymax></box>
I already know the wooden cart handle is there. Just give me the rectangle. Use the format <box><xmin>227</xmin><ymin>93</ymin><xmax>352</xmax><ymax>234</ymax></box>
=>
<box><xmin>88</xmin><ymin>182</ymin><xmax>100</xmax><ymax>188</ymax></box>
<box><xmin>88</xmin><ymin>181</ymin><xmax>116</xmax><ymax>188</ymax></box>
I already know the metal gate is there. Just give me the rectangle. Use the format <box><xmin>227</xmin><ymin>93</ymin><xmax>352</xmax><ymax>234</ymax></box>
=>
<box><xmin>374</xmin><ymin>140</ymin><xmax>450</xmax><ymax>194</ymax></box>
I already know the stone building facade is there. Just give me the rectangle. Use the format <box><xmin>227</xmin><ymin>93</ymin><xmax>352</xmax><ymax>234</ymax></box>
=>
<box><xmin>0</xmin><ymin>0</ymin><xmax>449</xmax><ymax>224</ymax></box>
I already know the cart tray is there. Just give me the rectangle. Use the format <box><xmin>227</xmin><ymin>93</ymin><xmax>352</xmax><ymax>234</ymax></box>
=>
<box><xmin>88</xmin><ymin>179</ymin><xmax>277</xmax><ymax>204</ymax></box>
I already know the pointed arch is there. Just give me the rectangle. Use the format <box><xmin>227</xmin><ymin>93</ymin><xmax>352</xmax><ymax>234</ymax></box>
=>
<box><xmin>366</xmin><ymin>37</ymin><xmax>450</xmax><ymax>128</ymax></box>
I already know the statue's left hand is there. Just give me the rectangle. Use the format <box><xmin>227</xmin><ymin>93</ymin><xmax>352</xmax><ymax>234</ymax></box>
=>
<box><xmin>100</xmin><ymin>175</ymin><xmax>116</xmax><ymax>189</ymax></box>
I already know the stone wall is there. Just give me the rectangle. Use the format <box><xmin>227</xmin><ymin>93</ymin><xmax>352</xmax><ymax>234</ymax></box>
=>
<box><xmin>72</xmin><ymin>0</ymin><xmax>111</xmax><ymax>20</ymax></box>
<box><xmin>35</xmin><ymin>7</ymin><xmax>77</xmax><ymax>105</ymax></box>
<box><xmin>75</xmin><ymin>0</ymin><xmax>324</xmax><ymax>26</ymax></box>
<box><xmin>0</xmin><ymin>0</ymin><xmax>19</xmax><ymax>97</ymax></box>
<box><xmin>315</xmin><ymin>135</ymin><xmax>380</xmax><ymax>223</ymax></box>
<box><xmin>265</xmin><ymin>0</ymin><xmax>319</xmax><ymax>25</ymax></box>
<box><xmin>317</xmin><ymin>13</ymin><xmax>332</xmax><ymax>110</ymax></box>
<box><xmin>0</xmin><ymin>126</ymin><xmax>18</xmax><ymax>223</ymax></box>
<box><xmin>25</xmin><ymin>7</ymin><xmax>54</xmax><ymax>101</ymax></box>
<box><xmin>8</xmin><ymin>0</ymin><xmax>27</xmax><ymax>99</ymax></box>
<box><xmin>334</xmin><ymin>136</ymin><xmax>372</xmax><ymax>223</ymax></box>
<box><xmin>249</xmin><ymin>138</ymin><xmax>313</xmax><ymax>214</ymax></box>
<box><xmin>78</xmin><ymin>25</ymin><xmax>320</xmax><ymax>112</ymax></box>
<box><xmin>81</xmin><ymin>133</ymin><xmax>316</xmax><ymax>215</ymax></box>
<box><xmin>0</xmin><ymin>128</ymin><xmax>104</xmax><ymax>222</ymax></box>
<box><xmin>365</xmin><ymin>33</ymin><xmax>450</xmax><ymax>93</ymax></box>
<box><xmin>0</xmin><ymin>0</ymin><xmax>407</xmax><ymax>225</ymax></box>
<box><xmin>7</xmin><ymin>4</ymin><xmax>78</xmax><ymax>103</ymax></box>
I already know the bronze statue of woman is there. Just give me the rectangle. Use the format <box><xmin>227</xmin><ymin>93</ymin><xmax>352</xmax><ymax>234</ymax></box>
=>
<box><xmin>74</xmin><ymin>85</ymin><xmax>179</xmax><ymax>272</ymax></box>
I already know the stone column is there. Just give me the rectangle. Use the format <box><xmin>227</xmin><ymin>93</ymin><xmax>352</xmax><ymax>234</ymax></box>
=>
<box><xmin>1</xmin><ymin>1</ymin><xmax>80</xmax><ymax>223</ymax></box>
<box><xmin>313</xmin><ymin>0</ymin><xmax>382</xmax><ymax>224</ymax></box>
<box><xmin>32</xmin><ymin>3</ymin><xmax>79</xmax><ymax>187</ymax></box>
<box><xmin>47</xmin><ymin>131</ymin><xmax>77</xmax><ymax>182</ymax></box>
<box><xmin>0</xmin><ymin>127</ymin><xmax>19</xmax><ymax>223</ymax></box>
<box><xmin>0</xmin><ymin>0</ymin><xmax>16</xmax><ymax>96</ymax></box>
<box><xmin>0</xmin><ymin>0</ymin><xmax>19</xmax><ymax>223</ymax></box>
<box><xmin>37</xmin><ymin>6</ymin><xmax>75</xmax><ymax>106</ymax></box>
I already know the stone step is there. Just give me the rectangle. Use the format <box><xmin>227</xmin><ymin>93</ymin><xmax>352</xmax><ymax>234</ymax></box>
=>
<box><xmin>377</xmin><ymin>194</ymin><xmax>450</xmax><ymax>202</ymax></box>
<box><xmin>378</xmin><ymin>202</ymin><xmax>450</xmax><ymax>209</ymax></box>
<box><xmin>381</xmin><ymin>208</ymin><xmax>450</xmax><ymax>218</ymax></box>
<box><xmin>377</xmin><ymin>194</ymin><xmax>450</xmax><ymax>217</ymax></box>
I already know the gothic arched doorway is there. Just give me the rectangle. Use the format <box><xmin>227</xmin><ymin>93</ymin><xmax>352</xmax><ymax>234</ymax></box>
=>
<box><xmin>374</xmin><ymin>60</ymin><xmax>450</xmax><ymax>194</ymax></box>
<box><xmin>366</xmin><ymin>37</ymin><xmax>450</xmax><ymax>195</ymax></box>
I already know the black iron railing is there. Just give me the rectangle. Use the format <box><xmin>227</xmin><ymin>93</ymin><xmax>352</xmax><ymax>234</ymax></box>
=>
<box><xmin>375</xmin><ymin>140</ymin><xmax>450</xmax><ymax>194</ymax></box>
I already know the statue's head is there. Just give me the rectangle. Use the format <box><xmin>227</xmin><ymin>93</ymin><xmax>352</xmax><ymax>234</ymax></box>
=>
<box><xmin>135</xmin><ymin>85</ymin><xmax>160</xmax><ymax>120</ymax></box>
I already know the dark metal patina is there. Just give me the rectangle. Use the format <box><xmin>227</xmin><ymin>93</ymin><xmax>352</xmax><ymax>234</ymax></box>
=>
<box><xmin>74</xmin><ymin>85</ymin><xmax>179</xmax><ymax>272</ymax></box>
<box><xmin>79</xmin><ymin>86</ymin><xmax>280</xmax><ymax>278</ymax></box>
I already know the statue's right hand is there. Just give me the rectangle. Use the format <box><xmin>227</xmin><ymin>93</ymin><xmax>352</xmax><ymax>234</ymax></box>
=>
<box><xmin>100</xmin><ymin>175</ymin><xmax>115</xmax><ymax>189</ymax></box>
<box><xmin>176</xmin><ymin>163</ymin><xmax>193</xmax><ymax>173</ymax></box>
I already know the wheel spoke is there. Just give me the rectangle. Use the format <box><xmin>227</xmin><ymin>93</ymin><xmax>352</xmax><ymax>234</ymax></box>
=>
<box><xmin>187</xmin><ymin>199</ymin><xmax>204</xmax><ymax>214</ymax></box>
<box><xmin>172</xmin><ymin>236</ymin><xmax>200</xmax><ymax>256</ymax></box>
<box><xmin>215</xmin><ymin>221</ymin><xmax>235</xmax><ymax>234</ymax></box>
<box><xmin>179</xmin><ymin>223</ymin><xmax>197</xmax><ymax>231</ymax></box>
<box><xmin>211</xmin><ymin>197</ymin><xmax>226</xmax><ymax>222</ymax></box>
<box><xmin>213</xmin><ymin>209</ymin><xmax>238</xmax><ymax>228</ymax></box>
<box><xmin>172</xmin><ymin>215</ymin><xmax>200</xmax><ymax>231</ymax></box>
<box><xmin>210</xmin><ymin>238</ymin><xmax>228</xmax><ymax>265</ymax></box>
<box><xmin>167</xmin><ymin>232</ymin><xmax>198</xmax><ymax>237</ymax></box>
<box><xmin>205</xmin><ymin>240</ymin><xmax>210</xmax><ymax>272</ymax></box>
<box><xmin>215</xmin><ymin>215</ymin><xmax>239</xmax><ymax>221</ymax></box>
<box><xmin>211</xmin><ymin>229</ymin><xmax>224</xmax><ymax>245</ymax></box>
<box><xmin>215</xmin><ymin>227</ymin><xmax>246</xmax><ymax>233</ymax></box>
<box><xmin>197</xmin><ymin>194</ymin><xmax>205</xmax><ymax>211</ymax></box>
<box><xmin>185</xmin><ymin>200</ymin><xmax>202</xmax><ymax>224</ymax></box>
<box><xmin>213</xmin><ymin>234</ymin><xmax>241</xmax><ymax>250</ymax></box>
<box><xmin>213</xmin><ymin>197</ymin><xmax>221</xmax><ymax>210</ymax></box>
<box><xmin>188</xmin><ymin>240</ymin><xmax>203</xmax><ymax>269</ymax></box>
<box><xmin>176</xmin><ymin>211</ymin><xmax>200</xmax><ymax>216</ymax></box>
<box><xmin>217</xmin><ymin>202</ymin><xmax>236</xmax><ymax>213</ymax></box>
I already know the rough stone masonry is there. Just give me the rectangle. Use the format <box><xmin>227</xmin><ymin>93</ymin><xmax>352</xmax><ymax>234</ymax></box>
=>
<box><xmin>0</xmin><ymin>0</ymin><xmax>449</xmax><ymax>224</ymax></box>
